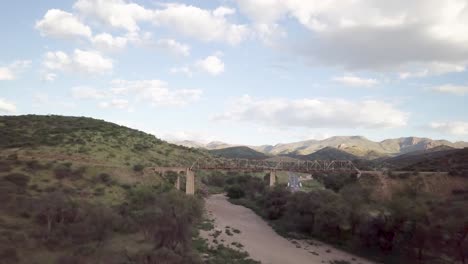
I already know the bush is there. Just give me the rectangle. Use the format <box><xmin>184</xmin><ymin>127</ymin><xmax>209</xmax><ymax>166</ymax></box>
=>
<box><xmin>54</xmin><ymin>165</ymin><xmax>72</xmax><ymax>179</ymax></box>
<box><xmin>54</xmin><ymin>164</ymin><xmax>86</xmax><ymax>180</ymax></box>
<box><xmin>226</xmin><ymin>185</ymin><xmax>245</xmax><ymax>199</ymax></box>
<box><xmin>133</xmin><ymin>164</ymin><xmax>144</xmax><ymax>172</ymax></box>
<box><xmin>25</xmin><ymin>160</ymin><xmax>46</xmax><ymax>171</ymax></box>
<box><xmin>203</xmin><ymin>173</ymin><xmax>225</xmax><ymax>187</ymax></box>
<box><xmin>398</xmin><ymin>172</ymin><xmax>411</xmax><ymax>179</ymax></box>
<box><xmin>0</xmin><ymin>247</ymin><xmax>19</xmax><ymax>263</ymax></box>
<box><xmin>98</xmin><ymin>173</ymin><xmax>112</xmax><ymax>184</ymax></box>
<box><xmin>0</xmin><ymin>161</ymin><xmax>12</xmax><ymax>172</ymax></box>
<box><xmin>3</xmin><ymin>173</ymin><xmax>30</xmax><ymax>188</ymax></box>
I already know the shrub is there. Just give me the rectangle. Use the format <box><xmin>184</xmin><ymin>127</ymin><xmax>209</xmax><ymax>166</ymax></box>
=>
<box><xmin>398</xmin><ymin>173</ymin><xmax>411</xmax><ymax>179</ymax></box>
<box><xmin>98</xmin><ymin>173</ymin><xmax>111</xmax><ymax>184</ymax></box>
<box><xmin>54</xmin><ymin>165</ymin><xmax>72</xmax><ymax>179</ymax></box>
<box><xmin>6</xmin><ymin>154</ymin><xmax>18</xmax><ymax>161</ymax></box>
<box><xmin>54</xmin><ymin>164</ymin><xmax>86</xmax><ymax>180</ymax></box>
<box><xmin>0</xmin><ymin>247</ymin><xmax>18</xmax><ymax>263</ymax></box>
<box><xmin>226</xmin><ymin>185</ymin><xmax>245</xmax><ymax>199</ymax></box>
<box><xmin>25</xmin><ymin>160</ymin><xmax>45</xmax><ymax>171</ymax></box>
<box><xmin>0</xmin><ymin>161</ymin><xmax>12</xmax><ymax>172</ymax></box>
<box><xmin>133</xmin><ymin>164</ymin><xmax>144</xmax><ymax>172</ymax></box>
<box><xmin>3</xmin><ymin>173</ymin><xmax>30</xmax><ymax>188</ymax></box>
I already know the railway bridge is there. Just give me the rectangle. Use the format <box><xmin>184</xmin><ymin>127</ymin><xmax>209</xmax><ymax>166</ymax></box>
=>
<box><xmin>144</xmin><ymin>158</ymin><xmax>360</xmax><ymax>195</ymax></box>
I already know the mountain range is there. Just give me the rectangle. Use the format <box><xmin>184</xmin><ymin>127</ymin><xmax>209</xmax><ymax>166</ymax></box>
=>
<box><xmin>173</xmin><ymin>136</ymin><xmax>468</xmax><ymax>159</ymax></box>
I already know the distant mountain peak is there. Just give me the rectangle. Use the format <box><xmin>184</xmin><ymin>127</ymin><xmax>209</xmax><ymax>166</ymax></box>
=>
<box><xmin>174</xmin><ymin>136</ymin><xmax>468</xmax><ymax>160</ymax></box>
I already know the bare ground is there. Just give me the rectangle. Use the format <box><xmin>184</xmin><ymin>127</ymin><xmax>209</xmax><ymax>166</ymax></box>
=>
<box><xmin>201</xmin><ymin>194</ymin><xmax>376</xmax><ymax>264</ymax></box>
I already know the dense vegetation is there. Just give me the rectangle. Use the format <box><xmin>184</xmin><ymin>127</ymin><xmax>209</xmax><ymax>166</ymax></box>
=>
<box><xmin>0</xmin><ymin>156</ymin><xmax>205</xmax><ymax>263</ymax></box>
<box><xmin>0</xmin><ymin>115</ymin><xmax>208</xmax><ymax>167</ymax></box>
<box><xmin>0</xmin><ymin>115</ymin><xmax>256</xmax><ymax>263</ymax></box>
<box><xmin>202</xmin><ymin>172</ymin><xmax>468</xmax><ymax>264</ymax></box>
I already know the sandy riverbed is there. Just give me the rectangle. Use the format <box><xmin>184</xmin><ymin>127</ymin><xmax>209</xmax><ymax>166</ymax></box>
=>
<box><xmin>200</xmin><ymin>194</ymin><xmax>376</xmax><ymax>264</ymax></box>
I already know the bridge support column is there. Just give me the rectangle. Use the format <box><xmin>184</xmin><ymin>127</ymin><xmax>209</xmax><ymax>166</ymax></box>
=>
<box><xmin>186</xmin><ymin>169</ymin><xmax>195</xmax><ymax>195</ymax></box>
<box><xmin>270</xmin><ymin>170</ymin><xmax>276</xmax><ymax>187</ymax></box>
<box><xmin>175</xmin><ymin>175</ymin><xmax>180</xmax><ymax>190</ymax></box>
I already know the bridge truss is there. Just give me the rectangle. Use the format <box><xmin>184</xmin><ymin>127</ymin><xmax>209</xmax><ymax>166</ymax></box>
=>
<box><xmin>190</xmin><ymin>158</ymin><xmax>360</xmax><ymax>175</ymax></box>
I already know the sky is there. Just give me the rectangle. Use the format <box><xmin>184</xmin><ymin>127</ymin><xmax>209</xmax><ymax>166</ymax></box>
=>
<box><xmin>1</xmin><ymin>0</ymin><xmax>468</xmax><ymax>145</ymax></box>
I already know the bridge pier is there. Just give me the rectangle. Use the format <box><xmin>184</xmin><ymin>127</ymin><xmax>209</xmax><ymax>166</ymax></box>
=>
<box><xmin>175</xmin><ymin>174</ymin><xmax>180</xmax><ymax>190</ymax></box>
<box><xmin>270</xmin><ymin>170</ymin><xmax>277</xmax><ymax>187</ymax></box>
<box><xmin>186</xmin><ymin>169</ymin><xmax>195</xmax><ymax>195</ymax></box>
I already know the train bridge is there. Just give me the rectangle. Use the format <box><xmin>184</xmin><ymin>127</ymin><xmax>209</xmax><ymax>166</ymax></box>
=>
<box><xmin>144</xmin><ymin>158</ymin><xmax>360</xmax><ymax>195</ymax></box>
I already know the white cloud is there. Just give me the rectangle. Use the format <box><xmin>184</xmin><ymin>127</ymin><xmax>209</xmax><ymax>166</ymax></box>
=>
<box><xmin>0</xmin><ymin>60</ymin><xmax>32</xmax><ymax>81</ymax></box>
<box><xmin>74</xmin><ymin>0</ymin><xmax>153</xmax><ymax>32</ymax></box>
<box><xmin>42</xmin><ymin>51</ymin><xmax>71</xmax><ymax>71</ymax></box>
<box><xmin>0</xmin><ymin>98</ymin><xmax>17</xmax><ymax>113</ymax></box>
<box><xmin>196</xmin><ymin>55</ymin><xmax>225</xmax><ymax>76</ymax></box>
<box><xmin>43</xmin><ymin>49</ymin><xmax>113</xmax><ymax>75</ymax></box>
<box><xmin>170</xmin><ymin>66</ymin><xmax>193</xmax><ymax>77</ymax></box>
<box><xmin>163</xmin><ymin>130</ymin><xmax>216</xmax><ymax>144</ymax></box>
<box><xmin>213</xmin><ymin>6</ymin><xmax>236</xmax><ymax>17</ymax></box>
<box><xmin>333</xmin><ymin>75</ymin><xmax>378</xmax><ymax>87</ymax></box>
<box><xmin>152</xmin><ymin>4</ymin><xmax>249</xmax><ymax>45</ymax></box>
<box><xmin>99</xmin><ymin>99</ymin><xmax>130</xmax><ymax>110</ymax></box>
<box><xmin>429</xmin><ymin>121</ymin><xmax>468</xmax><ymax>135</ymax></box>
<box><xmin>72</xmin><ymin>86</ymin><xmax>107</xmax><ymax>99</ymax></box>
<box><xmin>73</xmin><ymin>49</ymin><xmax>113</xmax><ymax>74</ymax></box>
<box><xmin>40</xmin><ymin>72</ymin><xmax>57</xmax><ymax>82</ymax></box>
<box><xmin>0</xmin><ymin>68</ymin><xmax>14</xmax><ymax>81</ymax></box>
<box><xmin>74</xmin><ymin>1</ymin><xmax>249</xmax><ymax>44</ymax></box>
<box><xmin>254</xmin><ymin>23</ymin><xmax>286</xmax><ymax>46</ymax></box>
<box><xmin>399</xmin><ymin>61</ymin><xmax>467</xmax><ymax>79</ymax></box>
<box><xmin>431</xmin><ymin>84</ymin><xmax>468</xmax><ymax>96</ymax></box>
<box><xmin>214</xmin><ymin>95</ymin><xmax>408</xmax><ymax>129</ymax></box>
<box><xmin>110</xmin><ymin>79</ymin><xmax>202</xmax><ymax>106</ymax></box>
<box><xmin>236</xmin><ymin>0</ymin><xmax>468</xmax><ymax>73</ymax></box>
<box><xmin>155</xmin><ymin>38</ymin><xmax>190</xmax><ymax>56</ymax></box>
<box><xmin>35</xmin><ymin>9</ymin><xmax>92</xmax><ymax>39</ymax></box>
<box><xmin>92</xmin><ymin>33</ymin><xmax>128</xmax><ymax>51</ymax></box>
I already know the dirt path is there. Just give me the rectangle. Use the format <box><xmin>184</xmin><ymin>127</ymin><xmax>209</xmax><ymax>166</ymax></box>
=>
<box><xmin>201</xmin><ymin>194</ymin><xmax>375</xmax><ymax>264</ymax></box>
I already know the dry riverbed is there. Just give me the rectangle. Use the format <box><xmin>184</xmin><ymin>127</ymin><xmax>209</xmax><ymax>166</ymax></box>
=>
<box><xmin>200</xmin><ymin>194</ymin><xmax>375</xmax><ymax>264</ymax></box>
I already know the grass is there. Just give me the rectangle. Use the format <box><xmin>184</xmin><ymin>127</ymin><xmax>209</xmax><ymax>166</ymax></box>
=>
<box><xmin>301</xmin><ymin>179</ymin><xmax>325</xmax><ymax>192</ymax></box>
<box><xmin>193</xmin><ymin>236</ymin><xmax>260</xmax><ymax>264</ymax></box>
<box><xmin>0</xmin><ymin>115</ymin><xmax>213</xmax><ymax>263</ymax></box>
<box><xmin>0</xmin><ymin>115</ymin><xmax>209</xmax><ymax>168</ymax></box>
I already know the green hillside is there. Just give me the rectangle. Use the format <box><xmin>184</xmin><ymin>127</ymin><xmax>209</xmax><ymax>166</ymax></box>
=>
<box><xmin>209</xmin><ymin>146</ymin><xmax>269</xmax><ymax>160</ymax></box>
<box><xmin>401</xmin><ymin>147</ymin><xmax>468</xmax><ymax>172</ymax></box>
<box><xmin>293</xmin><ymin>146</ymin><xmax>359</xmax><ymax>160</ymax></box>
<box><xmin>0</xmin><ymin>115</ymin><xmax>208</xmax><ymax>167</ymax></box>
<box><xmin>0</xmin><ymin>115</ymin><xmax>255</xmax><ymax>263</ymax></box>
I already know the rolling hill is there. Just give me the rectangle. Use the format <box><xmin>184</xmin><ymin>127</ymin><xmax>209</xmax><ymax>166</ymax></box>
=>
<box><xmin>0</xmin><ymin>115</ymin><xmax>250</xmax><ymax>263</ymax></box>
<box><xmin>0</xmin><ymin>115</ymin><xmax>208</xmax><ymax>167</ymax></box>
<box><xmin>399</xmin><ymin>147</ymin><xmax>468</xmax><ymax>172</ymax></box>
<box><xmin>290</xmin><ymin>146</ymin><xmax>359</xmax><ymax>160</ymax></box>
<box><xmin>176</xmin><ymin>136</ymin><xmax>468</xmax><ymax>159</ymax></box>
<box><xmin>384</xmin><ymin>145</ymin><xmax>457</xmax><ymax>169</ymax></box>
<box><xmin>209</xmin><ymin>146</ymin><xmax>270</xmax><ymax>159</ymax></box>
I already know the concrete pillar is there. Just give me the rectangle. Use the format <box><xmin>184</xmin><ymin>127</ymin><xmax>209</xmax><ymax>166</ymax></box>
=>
<box><xmin>175</xmin><ymin>174</ymin><xmax>180</xmax><ymax>190</ymax></box>
<box><xmin>186</xmin><ymin>169</ymin><xmax>195</xmax><ymax>195</ymax></box>
<box><xmin>270</xmin><ymin>170</ymin><xmax>276</xmax><ymax>187</ymax></box>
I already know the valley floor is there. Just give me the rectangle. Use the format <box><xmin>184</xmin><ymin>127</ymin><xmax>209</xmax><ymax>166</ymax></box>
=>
<box><xmin>201</xmin><ymin>194</ymin><xmax>375</xmax><ymax>264</ymax></box>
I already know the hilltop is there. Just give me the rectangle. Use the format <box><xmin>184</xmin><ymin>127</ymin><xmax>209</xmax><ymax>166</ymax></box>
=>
<box><xmin>0</xmin><ymin>115</ymin><xmax>208</xmax><ymax>167</ymax></box>
<box><xmin>0</xmin><ymin>115</ymin><xmax>243</xmax><ymax>263</ymax></box>
<box><xmin>289</xmin><ymin>146</ymin><xmax>358</xmax><ymax>161</ymax></box>
<box><xmin>209</xmin><ymin>146</ymin><xmax>270</xmax><ymax>160</ymax></box>
<box><xmin>174</xmin><ymin>136</ymin><xmax>468</xmax><ymax>159</ymax></box>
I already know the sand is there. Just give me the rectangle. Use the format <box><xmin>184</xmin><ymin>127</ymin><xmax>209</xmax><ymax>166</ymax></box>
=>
<box><xmin>201</xmin><ymin>194</ymin><xmax>376</xmax><ymax>264</ymax></box>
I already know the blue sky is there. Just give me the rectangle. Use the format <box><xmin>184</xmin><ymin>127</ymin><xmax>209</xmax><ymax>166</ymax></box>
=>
<box><xmin>1</xmin><ymin>0</ymin><xmax>468</xmax><ymax>145</ymax></box>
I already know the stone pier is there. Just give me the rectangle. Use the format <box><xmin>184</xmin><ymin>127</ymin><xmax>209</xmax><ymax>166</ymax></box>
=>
<box><xmin>270</xmin><ymin>170</ymin><xmax>277</xmax><ymax>187</ymax></box>
<box><xmin>175</xmin><ymin>174</ymin><xmax>180</xmax><ymax>190</ymax></box>
<box><xmin>186</xmin><ymin>169</ymin><xmax>195</xmax><ymax>195</ymax></box>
